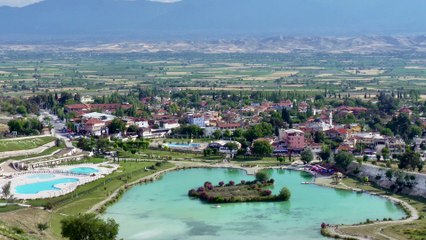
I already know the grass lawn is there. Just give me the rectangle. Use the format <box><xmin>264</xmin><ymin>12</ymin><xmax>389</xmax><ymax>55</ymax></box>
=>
<box><xmin>26</xmin><ymin>160</ymin><xmax>175</xmax><ymax>239</ymax></box>
<box><xmin>119</xmin><ymin>148</ymin><xmax>223</xmax><ymax>161</ymax></box>
<box><xmin>339</xmin><ymin>177</ymin><xmax>426</xmax><ymax>240</ymax></box>
<box><xmin>0</xmin><ymin>136</ymin><xmax>56</xmax><ymax>152</ymax></box>
<box><xmin>0</xmin><ymin>205</ymin><xmax>24</xmax><ymax>213</ymax></box>
<box><xmin>137</xmin><ymin>149</ymin><xmax>284</xmax><ymax>163</ymax></box>
<box><xmin>2</xmin><ymin>145</ymin><xmax>65</xmax><ymax>162</ymax></box>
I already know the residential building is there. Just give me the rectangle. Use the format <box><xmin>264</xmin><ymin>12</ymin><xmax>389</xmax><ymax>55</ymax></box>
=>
<box><xmin>80</xmin><ymin>96</ymin><xmax>94</xmax><ymax>104</ymax></box>
<box><xmin>279</xmin><ymin>129</ymin><xmax>305</xmax><ymax>152</ymax></box>
<box><xmin>298</xmin><ymin>101</ymin><xmax>309</xmax><ymax>113</ymax></box>
<box><xmin>187</xmin><ymin>114</ymin><xmax>206</xmax><ymax>127</ymax></box>
<box><xmin>273</xmin><ymin>100</ymin><xmax>293</xmax><ymax>110</ymax></box>
<box><xmin>160</xmin><ymin>119</ymin><xmax>180</xmax><ymax>130</ymax></box>
<box><xmin>84</xmin><ymin>118</ymin><xmax>106</xmax><ymax>136</ymax></box>
<box><xmin>386</xmin><ymin>137</ymin><xmax>406</xmax><ymax>156</ymax></box>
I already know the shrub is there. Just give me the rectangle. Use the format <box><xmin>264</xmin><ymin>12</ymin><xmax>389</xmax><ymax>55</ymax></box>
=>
<box><xmin>255</xmin><ymin>171</ymin><xmax>270</xmax><ymax>182</ymax></box>
<box><xmin>43</xmin><ymin>202</ymin><xmax>53</xmax><ymax>210</ymax></box>
<box><xmin>352</xmin><ymin>168</ymin><xmax>360</xmax><ymax>175</ymax></box>
<box><xmin>12</xmin><ymin>226</ymin><xmax>24</xmax><ymax>234</ymax></box>
<box><xmin>261</xmin><ymin>190</ymin><xmax>272</xmax><ymax>196</ymax></box>
<box><xmin>37</xmin><ymin>223</ymin><xmax>49</xmax><ymax>232</ymax></box>
<box><xmin>279</xmin><ymin>187</ymin><xmax>291</xmax><ymax>201</ymax></box>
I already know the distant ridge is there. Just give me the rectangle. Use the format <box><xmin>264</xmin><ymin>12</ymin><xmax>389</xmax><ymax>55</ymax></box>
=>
<box><xmin>0</xmin><ymin>0</ymin><xmax>426</xmax><ymax>41</ymax></box>
<box><xmin>2</xmin><ymin>36</ymin><xmax>426</xmax><ymax>54</ymax></box>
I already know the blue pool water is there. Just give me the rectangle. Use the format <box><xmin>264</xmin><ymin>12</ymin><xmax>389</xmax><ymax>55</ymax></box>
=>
<box><xmin>70</xmin><ymin>167</ymin><xmax>99</xmax><ymax>175</ymax></box>
<box><xmin>164</xmin><ymin>143</ymin><xmax>200</xmax><ymax>148</ymax></box>
<box><xmin>15</xmin><ymin>178</ymin><xmax>79</xmax><ymax>194</ymax></box>
<box><xmin>27</xmin><ymin>174</ymin><xmax>56</xmax><ymax>179</ymax></box>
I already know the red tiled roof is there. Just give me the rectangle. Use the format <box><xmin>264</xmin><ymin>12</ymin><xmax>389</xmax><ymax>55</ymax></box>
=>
<box><xmin>85</xmin><ymin>118</ymin><xmax>105</xmax><ymax>125</ymax></box>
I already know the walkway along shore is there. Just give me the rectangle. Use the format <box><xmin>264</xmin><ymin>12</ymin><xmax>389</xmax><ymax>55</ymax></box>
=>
<box><xmin>86</xmin><ymin>161</ymin><xmax>419</xmax><ymax>240</ymax></box>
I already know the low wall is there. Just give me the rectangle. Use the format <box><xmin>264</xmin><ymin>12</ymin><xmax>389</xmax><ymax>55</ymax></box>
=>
<box><xmin>347</xmin><ymin>162</ymin><xmax>426</xmax><ymax>197</ymax></box>
<box><xmin>0</xmin><ymin>141</ymin><xmax>56</xmax><ymax>159</ymax></box>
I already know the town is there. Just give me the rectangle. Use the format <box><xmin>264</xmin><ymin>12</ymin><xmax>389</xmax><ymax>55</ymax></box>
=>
<box><xmin>1</xmin><ymin>69</ymin><xmax>425</xmax><ymax>240</ymax></box>
<box><xmin>1</xmin><ymin>0</ymin><xmax>426</xmax><ymax>239</ymax></box>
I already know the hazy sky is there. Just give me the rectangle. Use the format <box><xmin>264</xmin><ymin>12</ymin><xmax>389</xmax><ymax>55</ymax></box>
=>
<box><xmin>0</xmin><ymin>0</ymin><xmax>180</xmax><ymax>7</ymax></box>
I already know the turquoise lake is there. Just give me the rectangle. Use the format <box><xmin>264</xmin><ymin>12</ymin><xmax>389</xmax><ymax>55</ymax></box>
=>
<box><xmin>103</xmin><ymin>168</ymin><xmax>405</xmax><ymax>240</ymax></box>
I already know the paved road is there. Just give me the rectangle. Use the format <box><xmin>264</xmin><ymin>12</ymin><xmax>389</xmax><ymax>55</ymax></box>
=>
<box><xmin>39</xmin><ymin>110</ymin><xmax>74</xmax><ymax>148</ymax></box>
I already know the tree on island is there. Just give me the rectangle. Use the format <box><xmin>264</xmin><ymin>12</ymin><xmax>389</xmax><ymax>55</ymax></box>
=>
<box><xmin>255</xmin><ymin>171</ymin><xmax>271</xmax><ymax>182</ymax></box>
<box><xmin>301</xmin><ymin>148</ymin><xmax>314</xmax><ymax>163</ymax></box>
<box><xmin>252</xmin><ymin>140</ymin><xmax>273</xmax><ymax>156</ymax></box>
<box><xmin>279</xmin><ymin>187</ymin><xmax>291</xmax><ymax>201</ymax></box>
<box><xmin>61</xmin><ymin>213</ymin><xmax>119</xmax><ymax>240</ymax></box>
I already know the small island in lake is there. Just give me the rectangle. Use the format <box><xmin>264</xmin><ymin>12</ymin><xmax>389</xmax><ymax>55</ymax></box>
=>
<box><xmin>188</xmin><ymin>171</ymin><xmax>291</xmax><ymax>204</ymax></box>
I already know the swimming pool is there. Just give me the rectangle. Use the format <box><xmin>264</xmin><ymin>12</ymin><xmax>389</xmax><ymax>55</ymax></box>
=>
<box><xmin>164</xmin><ymin>143</ymin><xmax>201</xmax><ymax>148</ymax></box>
<box><xmin>27</xmin><ymin>174</ymin><xmax>56</xmax><ymax>179</ymax></box>
<box><xmin>69</xmin><ymin>167</ymin><xmax>99</xmax><ymax>175</ymax></box>
<box><xmin>15</xmin><ymin>178</ymin><xmax>79</xmax><ymax>194</ymax></box>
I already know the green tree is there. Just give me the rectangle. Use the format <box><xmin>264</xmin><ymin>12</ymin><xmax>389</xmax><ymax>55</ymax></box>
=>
<box><xmin>278</xmin><ymin>187</ymin><xmax>291</xmax><ymax>201</ymax></box>
<box><xmin>252</xmin><ymin>140</ymin><xmax>273</xmax><ymax>156</ymax></box>
<box><xmin>16</xmin><ymin>106</ymin><xmax>27</xmax><ymax>115</ymax></box>
<box><xmin>224</xmin><ymin>142</ymin><xmax>239</xmax><ymax>151</ymax></box>
<box><xmin>255</xmin><ymin>171</ymin><xmax>271</xmax><ymax>182</ymax></box>
<box><xmin>381</xmin><ymin>147</ymin><xmax>390</xmax><ymax>160</ymax></box>
<box><xmin>281</xmin><ymin>108</ymin><xmax>291</xmax><ymax>125</ymax></box>
<box><xmin>319</xmin><ymin>145</ymin><xmax>331</xmax><ymax>162</ymax></box>
<box><xmin>398</xmin><ymin>148</ymin><xmax>423</xmax><ymax>171</ymax></box>
<box><xmin>223</xmin><ymin>130</ymin><xmax>233</xmax><ymax>138</ymax></box>
<box><xmin>1</xmin><ymin>181</ymin><xmax>12</xmax><ymax>202</ymax></box>
<box><xmin>244</xmin><ymin>122</ymin><xmax>273</xmax><ymax>142</ymax></box>
<box><xmin>377</xmin><ymin>92</ymin><xmax>399</xmax><ymax>114</ymax></box>
<box><xmin>108</xmin><ymin>118</ymin><xmax>126</xmax><ymax>134</ymax></box>
<box><xmin>300</xmin><ymin>148</ymin><xmax>314</xmax><ymax>163</ymax></box>
<box><xmin>37</xmin><ymin>223</ymin><xmax>49</xmax><ymax>234</ymax></box>
<box><xmin>176</xmin><ymin>125</ymin><xmax>204</xmax><ymax>137</ymax></box>
<box><xmin>385</xmin><ymin>169</ymin><xmax>394</xmax><ymax>181</ymax></box>
<box><xmin>61</xmin><ymin>213</ymin><xmax>119</xmax><ymax>240</ymax></box>
<box><xmin>232</xmin><ymin>128</ymin><xmax>244</xmax><ymax>138</ymax></box>
<box><xmin>334</xmin><ymin>151</ymin><xmax>355</xmax><ymax>171</ymax></box>
<box><xmin>313</xmin><ymin>131</ymin><xmax>325</xmax><ymax>143</ymax></box>
<box><xmin>213</xmin><ymin>130</ymin><xmax>223</xmax><ymax>139</ymax></box>
<box><xmin>386</xmin><ymin>113</ymin><xmax>415</xmax><ymax>140</ymax></box>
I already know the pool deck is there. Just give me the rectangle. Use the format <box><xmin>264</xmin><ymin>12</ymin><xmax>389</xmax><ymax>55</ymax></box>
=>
<box><xmin>0</xmin><ymin>163</ymin><xmax>119</xmax><ymax>200</ymax></box>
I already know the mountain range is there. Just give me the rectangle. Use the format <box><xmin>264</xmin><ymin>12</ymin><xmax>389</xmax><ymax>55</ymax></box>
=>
<box><xmin>1</xmin><ymin>0</ymin><xmax>426</xmax><ymax>41</ymax></box>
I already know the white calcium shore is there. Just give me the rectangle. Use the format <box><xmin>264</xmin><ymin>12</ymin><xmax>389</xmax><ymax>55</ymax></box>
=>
<box><xmin>0</xmin><ymin>163</ymin><xmax>118</xmax><ymax>200</ymax></box>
